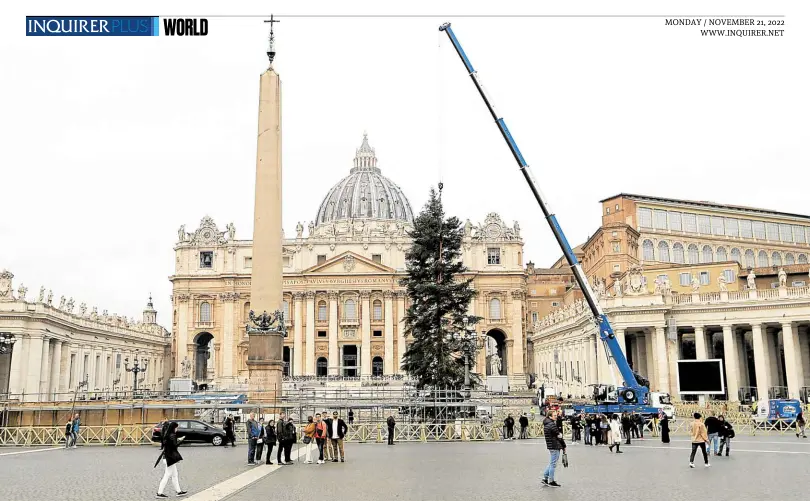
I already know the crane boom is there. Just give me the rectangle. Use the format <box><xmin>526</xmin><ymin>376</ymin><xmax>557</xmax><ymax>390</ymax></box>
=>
<box><xmin>439</xmin><ymin>22</ymin><xmax>646</xmax><ymax>405</ymax></box>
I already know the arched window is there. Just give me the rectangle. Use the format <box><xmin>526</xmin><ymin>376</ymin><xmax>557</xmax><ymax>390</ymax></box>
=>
<box><xmin>372</xmin><ymin>356</ymin><xmax>384</xmax><ymax>377</ymax></box>
<box><xmin>673</xmin><ymin>243</ymin><xmax>685</xmax><ymax>264</ymax></box>
<box><xmin>316</xmin><ymin>357</ymin><xmax>328</xmax><ymax>377</ymax></box>
<box><xmin>318</xmin><ymin>301</ymin><xmax>327</xmax><ymax>321</ymax></box>
<box><xmin>642</xmin><ymin>240</ymin><xmax>654</xmax><ymax>261</ymax></box>
<box><xmin>688</xmin><ymin>244</ymin><xmax>699</xmax><ymax>264</ymax></box>
<box><xmin>758</xmin><ymin>250</ymin><xmax>768</xmax><ymax>267</ymax></box>
<box><xmin>745</xmin><ymin>250</ymin><xmax>755</xmax><ymax>268</ymax></box>
<box><xmin>799</xmin><ymin>254</ymin><xmax>808</xmax><ymax>264</ymax></box>
<box><xmin>716</xmin><ymin>247</ymin><xmax>727</xmax><ymax>262</ymax></box>
<box><xmin>282</xmin><ymin>300</ymin><xmax>290</xmax><ymax>320</ymax></box>
<box><xmin>785</xmin><ymin>253</ymin><xmax>795</xmax><ymax>265</ymax></box>
<box><xmin>344</xmin><ymin>299</ymin><xmax>357</xmax><ymax>320</ymax></box>
<box><xmin>489</xmin><ymin>298</ymin><xmax>501</xmax><ymax>320</ymax></box>
<box><xmin>771</xmin><ymin>252</ymin><xmax>782</xmax><ymax>267</ymax></box>
<box><xmin>199</xmin><ymin>302</ymin><xmax>211</xmax><ymax>323</ymax></box>
<box><xmin>372</xmin><ymin>299</ymin><xmax>383</xmax><ymax>321</ymax></box>
<box><xmin>731</xmin><ymin>248</ymin><xmax>741</xmax><ymax>265</ymax></box>
<box><xmin>701</xmin><ymin>245</ymin><xmax>713</xmax><ymax>264</ymax></box>
<box><xmin>657</xmin><ymin>241</ymin><xmax>670</xmax><ymax>262</ymax></box>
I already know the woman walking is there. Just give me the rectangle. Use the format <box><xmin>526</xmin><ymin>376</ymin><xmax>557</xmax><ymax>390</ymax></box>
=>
<box><xmin>303</xmin><ymin>416</ymin><xmax>316</xmax><ymax>464</ymax></box>
<box><xmin>608</xmin><ymin>414</ymin><xmax>623</xmax><ymax>453</ymax></box>
<box><xmin>689</xmin><ymin>412</ymin><xmax>710</xmax><ymax>468</ymax></box>
<box><xmin>600</xmin><ymin>415</ymin><xmax>609</xmax><ymax>445</ymax></box>
<box><xmin>796</xmin><ymin>411</ymin><xmax>807</xmax><ymax>439</ymax></box>
<box><xmin>660</xmin><ymin>412</ymin><xmax>670</xmax><ymax>444</ymax></box>
<box><xmin>155</xmin><ymin>421</ymin><xmax>187</xmax><ymax>498</ymax></box>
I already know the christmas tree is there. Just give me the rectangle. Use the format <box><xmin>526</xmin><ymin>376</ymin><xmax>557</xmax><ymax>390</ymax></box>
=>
<box><xmin>400</xmin><ymin>188</ymin><xmax>481</xmax><ymax>389</ymax></box>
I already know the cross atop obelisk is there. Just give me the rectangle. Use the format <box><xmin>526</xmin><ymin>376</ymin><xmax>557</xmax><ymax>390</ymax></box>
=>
<box><xmin>264</xmin><ymin>14</ymin><xmax>280</xmax><ymax>66</ymax></box>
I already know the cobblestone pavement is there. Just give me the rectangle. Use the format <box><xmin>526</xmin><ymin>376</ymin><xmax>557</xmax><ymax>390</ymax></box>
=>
<box><xmin>0</xmin><ymin>436</ymin><xmax>807</xmax><ymax>500</ymax></box>
<box><xmin>0</xmin><ymin>443</ymin><xmax>259</xmax><ymax>501</ymax></box>
<box><xmin>228</xmin><ymin>436</ymin><xmax>810</xmax><ymax>501</ymax></box>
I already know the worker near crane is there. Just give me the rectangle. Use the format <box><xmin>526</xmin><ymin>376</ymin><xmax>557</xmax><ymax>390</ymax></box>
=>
<box><xmin>621</xmin><ymin>412</ymin><xmax>633</xmax><ymax>445</ymax></box>
<box><xmin>542</xmin><ymin>410</ymin><xmax>566</xmax><ymax>488</ymax></box>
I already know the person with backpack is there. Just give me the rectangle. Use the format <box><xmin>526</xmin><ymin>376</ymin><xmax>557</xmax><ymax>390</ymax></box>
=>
<box><xmin>704</xmin><ymin>413</ymin><xmax>722</xmax><ymax>456</ymax></box>
<box><xmin>718</xmin><ymin>415</ymin><xmax>734</xmax><ymax>456</ymax></box>
<box><xmin>64</xmin><ymin>418</ymin><xmax>73</xmax><ymax>449</ymax></box>
<box><xmin>314</xmin><ymin>413</ymin><xmax>328</xmax><ymax>464</ymax></box>
<box><xmin>542</xmin><ymin>410</ymin><xmax>566</xmax><ymax>488</ymax></box>
<box><xmin>155</xmin><ymin>421</ymin><xmax>187</xmax><ymax>498</ymax></box>
<box><xmin>519</xmin><ymin>413</ymin><xmax>529</xmax><ymax>440</ymax></box>
<box><xmin>263</xmin><ymin>418</ymin><xmax>277</xmax><ymax>465</ymax></box>
<box><xmin>282</xmin><ymin>417</ymin><xmax>297</xmax><ymax>464</ymax></box>
<box><xmin>504</xmin><ymin>414</ymin><xmax>515</xmax><ymax>440</ymax></box>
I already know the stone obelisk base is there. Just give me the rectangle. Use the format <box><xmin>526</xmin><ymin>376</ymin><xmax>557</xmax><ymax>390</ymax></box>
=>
<box><xmin>247</xmin><ymin>331</ymin><xmax>284</xmax><ymax>401</ymax></box>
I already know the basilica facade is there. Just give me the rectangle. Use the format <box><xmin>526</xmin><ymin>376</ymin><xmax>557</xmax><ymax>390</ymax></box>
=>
<box><xmin>170</xmin><ymin>135</ymin><xmax>528</xmax><ymax>390</ymax></box>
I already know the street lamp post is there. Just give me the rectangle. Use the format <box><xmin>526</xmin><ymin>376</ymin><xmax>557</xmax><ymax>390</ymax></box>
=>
<box><xmin>124</xmin><ymin>356</ymin><xmax>148</xmax><ymax>395</ymax></box>
<box><xmin>453</xmin><ymin>316</ymin><xmax>485</xmax><ymax>398</ymax></box>
<box><xmin>0</xmin><ymin>332</ymin><xmax>17</xmax><ymax>354</ymax></box>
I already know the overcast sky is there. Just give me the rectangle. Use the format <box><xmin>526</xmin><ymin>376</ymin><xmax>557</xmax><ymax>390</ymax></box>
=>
<box><xmin>2</xmin><ymin>1</ymin><xmax>808</xmax><ymax>328</ymax></box>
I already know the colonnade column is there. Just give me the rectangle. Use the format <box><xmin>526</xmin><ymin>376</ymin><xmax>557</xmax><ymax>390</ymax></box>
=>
<box><xmin>49</xmin><ymin>340</ymin><xmax>63</xmax><ymax>400</ymax></box>
<box><xmin>383</xmin><ymin>291</ymin><xmax>394</xmax><ymax>375</ymax></box>
<box><xmin>360</xmin><ymin>292</ymin><xmax>371</xmax><ymax>377</ymax></box>
<box><xmin>694</xmin><ymin>326</ymin><xmax>708</xmax><ymax>360</ymax></box>
<box><xmin>293</xmin><ymin>292</ymin><xmax>304</xmax><ymax>376</ymax></box>
<box><xmin>38</xmin><ymin>336</ymin><xmax>50</xmax><ymax>400</ymax></box>
<box><xmin>7</xmin><ymin>335</ymin><xmax>28</xmax><ymax>398</ymax></box>
<box><xmin>722</xmin><ymin>325</ymin><xmax>740</xmax><ymax>401</ymax></box>
<box><xmin>396</xmin><ymin>292</ymin><xmax>406</xmax><ymax>374</ymax></box>
<box><xmin>587</xmin><ymin>335</ymin><xmax>596</xmax><ymax>387</ymax></box>
<box><xmin>654</xmin><ymin>325</ymin><xmax>670</xmax><ymax>395</ymax></box>
<box><xmin>751</xmin><ymin>324</ymin><xmax>770</xmax><ymax>401</ymax></box>
<box><xmin>328</xmin><ymin>291</ymin><xmax>339</xmax><ymax>376</ymax></box>
<box><xmin>782</xmin><ymin>322</ymin><xmax>805</xmax><ymax>400</ymax></box>
<box><xmin>305</xmin><ymin>292</ymin><xmax>315</xmax><ymax>375</ymax></box>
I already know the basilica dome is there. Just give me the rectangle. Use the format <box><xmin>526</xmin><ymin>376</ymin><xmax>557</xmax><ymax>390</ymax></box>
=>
<box><xmin>315</xmin><ymin>133</ymin><xmax>414</xmax><ymax>226</ymax></box>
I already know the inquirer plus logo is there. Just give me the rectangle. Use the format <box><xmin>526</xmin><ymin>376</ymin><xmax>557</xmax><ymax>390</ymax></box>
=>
<box><xmin>26</xmin><ymin>16</ymin><xmax>160</xmax><ymax>36</ymax></box>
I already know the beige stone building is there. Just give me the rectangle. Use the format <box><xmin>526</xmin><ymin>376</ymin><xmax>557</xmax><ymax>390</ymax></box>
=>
<box><xmin>170</xmin><ymin>135</ymin><xmax>528</xmax><ymax>390</ymax></box>
<box><xmin>0</xmin><ymin>270</ymin><xmax>170</xmax><ymax>402</ymax></box>
<box><xmin>529</xmin><ymin>193</ymin><xmax>810</xmax><ymax>403</ymax></box>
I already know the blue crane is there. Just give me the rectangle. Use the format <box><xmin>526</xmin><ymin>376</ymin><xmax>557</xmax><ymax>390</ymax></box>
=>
<box><xmin>438</xmin><ymin>22</ymin><xmax>649</xmax><ymax>409</ymax></box>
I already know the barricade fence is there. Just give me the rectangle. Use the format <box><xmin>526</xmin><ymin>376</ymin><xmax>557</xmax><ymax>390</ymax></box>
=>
<box><xmin>0</xmin><ymin>416</ymin><xmax>804</xmax><ymax>447</ymax></box>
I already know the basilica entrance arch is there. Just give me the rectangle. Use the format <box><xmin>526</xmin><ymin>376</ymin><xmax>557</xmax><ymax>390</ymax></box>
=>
<box><xmin>485</xmin><ymin>329</ymin><xmax>507</xmax><ymax>376</ymax></box>
<box><xmin>194</xmin><ymin>332</ymin><xmax>214</xmax><ymax>381</ymax></box>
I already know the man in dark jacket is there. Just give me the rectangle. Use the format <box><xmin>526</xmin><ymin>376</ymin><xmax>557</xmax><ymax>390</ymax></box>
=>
<box><xmin>328</xmin><ymin>411</ymin><xmax>348</xmax><ymax>462</ymax></box>
<box><xmin>542</xmin><ymin>410</ymin><xmax>565</xmax><ymax>488</ymax></box>
<box><xmin>621</xmin><ymin>412</ymin><xmax>632</xmax><ymax>445</ymax></box>
<box><xmin>223</xmin><ymin>415</ymin><xmax>236</xmax><ymax>447</ymax></box>
<box><xmin>281</xmin><ymin>418</ymin><xmax>296</xmax><ymax>464</ymax></box>
<box><xmin>704</xmin><ymin>414</ymin><xmax>722</xmax><ymax>456</ymax></box>
<box><xmin>387</xmin><ymin>415</ymin><xmax>396</xmax><ymax>445</ymax></box>
<box><xmin>519</xmin><ymin>414</ymin><xmax>529</xmax><ymax>439</ymax></box>
<box><xmin>276</xmin><ymin>413</ymin><xmax>292</xmax><ymax>465</ymax></box>
<box><xmin>504</xmin><ymin>414</ymin><xmax>515</xmax><ymax>440</ymax></box>
<box><xmin>246</xmin><ymin>413</ymin><xmax>260</xmax><ymax>465</ymax></box>
<box><xmin>718</xmin><ymin>415</ymin><xmax>734</xmax><ymax>456</ymax></box>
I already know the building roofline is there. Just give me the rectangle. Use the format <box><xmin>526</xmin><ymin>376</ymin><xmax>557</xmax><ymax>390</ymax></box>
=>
<box><xmin>599</xmin><ymin>193</ymin><xmax>810</xmax><ymax>221</ymax></box>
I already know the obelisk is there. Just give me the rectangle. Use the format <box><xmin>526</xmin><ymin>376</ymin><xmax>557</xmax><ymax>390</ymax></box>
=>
<box><xmin>247</xmin><ymin>17</ymin><xmax>285</xmax><ymax>401</ymax></box>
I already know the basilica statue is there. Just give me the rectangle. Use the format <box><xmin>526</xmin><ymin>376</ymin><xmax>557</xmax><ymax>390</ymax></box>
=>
<box><xmin>747</xmin><ymin>271</ymin><xmax>757</xmax><ymax>290</ymax></box>
<box><xmin>296</xmin><ymin>221</ymin><xmax>304</xmax><ymax>239</ymax></box>
<box><xmin>778</xmin><ymin>268</ymin><xmax>787</xmax><ymax>287</ymax></box>
<box><xmin>489</xmin><ymin>354</ymin><xmax>502</xmax><ymax>376</ymax></box>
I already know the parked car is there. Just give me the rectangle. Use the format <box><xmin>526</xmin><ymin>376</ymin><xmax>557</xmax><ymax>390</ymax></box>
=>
<box><xmin>152</xmin><ymin>419</ymin><xmax>227</xmax><ymax>446</ymax></box>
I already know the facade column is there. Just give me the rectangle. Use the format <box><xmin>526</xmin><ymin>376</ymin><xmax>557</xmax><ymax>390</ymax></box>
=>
<box><xmin>800</xmin><ymin>328</ymin><xmax>810</xmax><ymax>388</ymax></box>
<box><xmin>694</xmin><ymin>326</ymin><xmax>708</xmax><ymax>359</ymax></box>
<box><xmin>293</xmin><ymin>292</ymin><xmax>304</xmax><ymax>376</ymax></box>
<box><xmin>25</xmin><ymin>335</ymin><xmax>44</xmax><ymax>402</ymax></box>
<box><xmin>635</xmin><ymin>334</ymin><xmax>647</xmax><ymax>379</ymax></box>
<box><xmin>782</xmin><ymin>322</ymin><xmax>805</xmax><ymax>400</ymax></box>
<box><xmin>222</xmin><ymin>296</ymin><xmax>234</xmax><ymax>384</ymax></box>
<box><xmin>396</xmin><ymin>292</ymin><xmax>406</xmax><ymax>374</ymax></box>
<box><xmin>752</xmin><ymin>324</ymin><xmax>771</xmax><ymax>401</ymax></box>
<box><xmin>383</xmin><ymin>291</ymin><xmax>394</xmax><ymax>375</ymax></box>
<box><xmin>654</xmin><ymin>325</ymin><xmax>670</xmax><ymax>395</ymax></box>
<box><xmin>305</xmin><ymin>292</ymin><xmax>315</xmax><ymax>375</ymax></box>
<box><xmin>510</xmin><ymin>290</ymin><xmax>524</xmax><ymax>378</ymax></box>
<box><xmin>175</xmin><ymin>297</ymin><xmax>189</xmax><ymax>380</ymax></box>
<box><xmin>39</xmin><ymin>336</ymin><xmax>51</xmax><ymax>400</ymax></box>
<box><xmin>722</xmin><ymin>325</ymin><xmax>740</xmax><ymax>402</ymax></box>
<box><xmin>614</xmin><ymin>327</ymin><xmax>626</xmax><ymax>384</ymax></box>
<box><xmin>49</xmin><ymin>340</ymin><xmax>63</xmax><ymax>400</ymax></box>
<box><xmin>328</xmin><ymin>291</ymin><xmax>339</xmax><ymax>376</ymax></box>
<box><xmin>586</xmin><ymin>335</ymin><xmax>596</xmax><ymax>386</ymax></box>
<box><xmin>645</xmin><ymin>331</ymin><xmax>657</xmax><ymax>388</ymax></box>
<box><xmin>360</xmin><ymin>291</ymin><xmax>371</xmax><ymax>377</ymax></box>
<box><xmin>7</xmin><ymin>334</ymin><xmax>28</xmax><ymax>398</ymax></box>
<box><xmin>596</xmin><ymin>334</ymin><xmax>609</xmax><ymax>385</ymax></box>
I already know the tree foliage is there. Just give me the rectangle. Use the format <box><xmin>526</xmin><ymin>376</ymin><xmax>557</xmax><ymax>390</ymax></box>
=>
<box><xmin>400</xmin><ymin>188</ymin><xmax>481</xmax><ymax>389</ymax></box>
